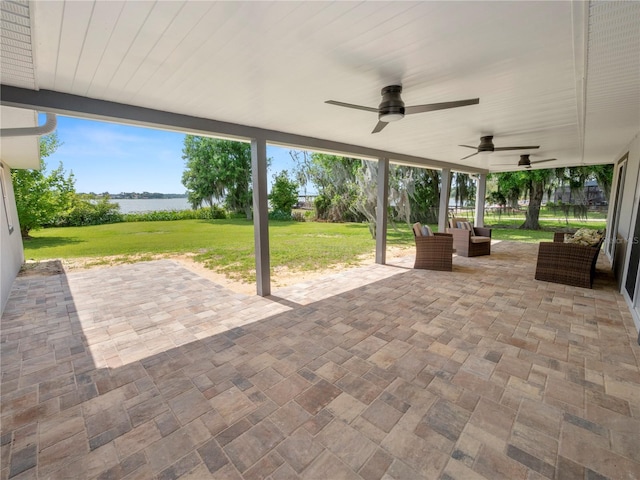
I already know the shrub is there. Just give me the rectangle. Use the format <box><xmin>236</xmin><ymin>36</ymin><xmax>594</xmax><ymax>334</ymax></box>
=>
<box><xmin>314</xmin><ymin>194</ymin><xmax>331</xmax><ymax>219</ymax></box>
<box><xmin>55</xmin><ymin>196</ymin><xmax>123</xmax><ymax>227</ymax></box>
<box><xmin>123</xmin><ymin>206</ymin><xmax>227</xmax><ymax>222</ymax></box>
<box><xmin>291</xmin><ymin>211</ymin><xmax>306</xmax><ymax>222</ymax></box>
<box><xmin>268</xmin><ymin>210</ymin><xmax>293</xmax><ymax>221</ymax></box>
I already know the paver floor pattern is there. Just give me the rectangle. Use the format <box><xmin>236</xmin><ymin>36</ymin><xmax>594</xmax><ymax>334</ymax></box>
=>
<box><xmin>1</xmin><ymin>241</ymin><xmax>639</xmax><ymax>479</ymax></box>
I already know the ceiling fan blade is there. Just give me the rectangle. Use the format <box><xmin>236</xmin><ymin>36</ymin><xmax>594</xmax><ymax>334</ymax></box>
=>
<box><xmin>372</xmin><ymin>121</ymin><xmax>388</xmax><ymax>134</ymax></box>
<box><xmin>458</xmin><ymin>144</ymin><xmax>478</xmax><ymax>150</ymax></box>
<box><xmin>405</xmin><ymin>98</ymin><xmax>480</xmax><ymax>115</ymax></box>
<box><xmin>493</xmin><ymin>145</ymin><xmax>540</xmax><ymax>151</ymax></box>
<box><xmin>494</xmin><ymin>158</ymin><xmax>557</xmax><ymax>169</ymax></box>
<box><xmin>461</xmin><ymin>151</ymin><xmax>479</xmax><ymax>160</ymax></box>
<box><xmin>325</xmin><ymin>100</ymin><xmax>378</xmax><ymax>113</ymax></box>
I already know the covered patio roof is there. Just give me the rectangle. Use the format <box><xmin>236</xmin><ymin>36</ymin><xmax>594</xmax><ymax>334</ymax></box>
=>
<box><xmin>1</xmin><ymin>1</ymin><xmax>639</xmax><ymax>172</ymax></box>
<box><xmin>1</xmin><ymin>242</ymin><xmax>639</xmax><ymax>478</ymax></box>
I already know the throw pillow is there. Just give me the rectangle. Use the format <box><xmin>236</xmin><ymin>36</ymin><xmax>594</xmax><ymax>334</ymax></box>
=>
<box><xmin>563</xmin><ymin>228</ymin><xmax>603</xmax><ymax>247</ymax></box>
<box><xmin>456</xmin><ymin>221</ymin><xmax>475</xmax><ymax>236</ymax></box>
<box><xmin>421</xmin><ymin>225</ymin><xmax>433</xmax><ymax>236</ymax></box>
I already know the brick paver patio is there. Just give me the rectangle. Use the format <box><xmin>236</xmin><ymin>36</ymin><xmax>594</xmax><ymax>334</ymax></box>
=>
<box><xmin>1</xmin><ymin>240</ymin><xmax>639</xmax><ymax>479</ymax></box>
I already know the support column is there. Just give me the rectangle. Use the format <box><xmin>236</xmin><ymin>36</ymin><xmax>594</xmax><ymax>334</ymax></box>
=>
<box><xmin>474</xmin><ymin>173</ymin><xmax>487</xmax><ymax>228</ymax></box>
<box><xmin>251</xmin><ymin>138</ymin><xmax>270</xmax><ymax>296</ymax></box>
<box><xmin>376</xmin><ymin>158</ymin><xmax>389</xmax><ymax>264</ymax></box>
<box><xmin>438</xmin><ymin>168</ymin><xmax>452</xmax><ymax>232</ymax></box>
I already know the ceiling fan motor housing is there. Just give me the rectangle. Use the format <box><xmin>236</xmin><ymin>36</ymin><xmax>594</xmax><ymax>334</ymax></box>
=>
<box><xmin>478</xmin><ymin>135</ymin><xmax>495</xmax><ymax>152</ymax></box>
<box><xmin>518</xmin><ymin>155</ymin><xmax>531</xmax><ymax>167</ymax></box>
<box><xmin>378</xmin><ymin>85</ymin><xmax>405</xmax><ymax>121</ymax></box>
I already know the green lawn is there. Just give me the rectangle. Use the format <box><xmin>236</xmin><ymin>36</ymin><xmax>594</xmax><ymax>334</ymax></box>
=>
<box><xmin>24</xmin><ymin>220</ymin><xmax>380</xmax><ymax>282</ymax></box>
<box><xmin>24</xmin><ymin>217</ymin><xmax>606</xmax><ymax>283</ymax></box>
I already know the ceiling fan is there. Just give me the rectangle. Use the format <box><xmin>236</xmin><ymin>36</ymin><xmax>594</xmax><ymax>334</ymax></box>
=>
<box><xmin>325</xmin><ymin>85</ymin><xmax>479</xmax><ymax>134</ymax></box>
<box><xmin>459</xmin><ymin>135</ymin><xmax>539</xmax><ymax>160</ymax></box>
<box><xmin>494</xmin><ymin>154</ymin><xmax>557</xmax><ymax>169</ymax></box>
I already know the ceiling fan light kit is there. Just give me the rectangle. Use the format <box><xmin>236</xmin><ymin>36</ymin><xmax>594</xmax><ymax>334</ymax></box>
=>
<box><xmin>325</xmin><ymin>85</ymin><xmax>479</xmax><ymax>134</ymax></box>
<box><xmin>379</xmin><ymin>113</ymin><xmax>404</xmax><ymax>123</ymax></box>
<box><xmin>378</xmin><ymin>85</ymin><xmax>405</xmax><ymax>122</ymax></box>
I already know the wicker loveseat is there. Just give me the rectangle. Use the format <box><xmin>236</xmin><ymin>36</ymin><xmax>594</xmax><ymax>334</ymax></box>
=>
<box><xmin>446</xmin><ymin>217</ymin><xmax>492</xmax><ymax>257</ymax></box>
<box><xmin>412</xmin><ymin>223</ymin><xmax>454</xmax><ymax>271</ymax></box>
<box><xmin>535</xmin><ymin>230</ymin><xmax>605</xmax><ymax>288</ymax></box>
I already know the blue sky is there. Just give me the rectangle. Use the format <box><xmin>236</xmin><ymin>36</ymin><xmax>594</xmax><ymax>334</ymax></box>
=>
<box><xmin>44</xmin><ymin>115</ymin><xmax>301</xmax><ymax>194</ymax></box>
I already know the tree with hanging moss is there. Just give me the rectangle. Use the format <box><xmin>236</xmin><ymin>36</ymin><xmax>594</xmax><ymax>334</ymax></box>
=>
<box><xmin>492</xmin><ymin>164</ymin><xmax>613</xmax><ymax>230</ymax></box>
<box><xmin>11</xmin><ymin>133</ymin><xmax>76</xmax><ymax>238</ymax></box>
<box><xmin>452</xmin><ymin>172</ymin><xmax>476</xmax><ymax>209</ymax></box>
<box><xmin>409</xmin><ymin>167</ymin><xmax>442</xmax><ymax>224</ymax></box>
<box><xmin>492</xmin><ymin>169</ymin><xmax>559</xmax><ymax>230</ymax></box>
<box><xmin>292</xmin><ymin>152</ymin><xmax>361</xmax><ymax>222</ymax></box>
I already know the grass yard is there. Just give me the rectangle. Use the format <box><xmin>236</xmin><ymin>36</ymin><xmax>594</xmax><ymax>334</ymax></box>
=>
<box><xmin>24</xmin><ymin>220</ymin><xmax>381</xmax><ymax>282</ymax></box>
<box><xmin>23</xmin><ymin>216</ymin><xmax>607</xmax><ymax>283</ymax></box>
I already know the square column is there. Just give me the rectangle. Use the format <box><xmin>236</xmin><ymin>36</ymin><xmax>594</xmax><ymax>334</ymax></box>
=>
<box><xmin>474</xmin><ymin>173</ymin><xmax>487</xmax><ymax>228</ymax></box>
<box><xmin>251</xmin><ymin>138</ymin><xmax>270</xmax><ymax>296</ymax></box>
<box><xmin>376</xmin><ymin>158</ymin><xmax>389</xmax><ymax>264</ymax></box>
<box><xmin>438</xmin><ymin>168</ymin><xmax>452</xmax><ymax>232</ymax></box>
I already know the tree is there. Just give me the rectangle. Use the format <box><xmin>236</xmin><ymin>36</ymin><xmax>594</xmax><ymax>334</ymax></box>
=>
<box><xmin>388</xmin><ymin>165</ymin><xmax>415</xmax><ymax>228</ymax></box>
<box><xmin>493</xmin><ymin>169</ymin><xmax>559</xmax><ymax>230</ymax></box>
<box><xmin>520</xmin><ymin>169</ymin><xmax>558</xmax><ymax>229</ymax></box>
<box><xmin>491</xmin><ymin>164</ymin><xmax>614</xmax><ymax>230</ymax></box>
<box><xmin>492</xmin><ymin>171</ymin><xmax>525</xmax><ymax>210</ymax></box>
<box><xmin>350</xmin><ymin>160</ymin><xmax>378</xmax><ymax>237</ymax></box>
<box><xmin>181</xmin><ymin>136</ymin><xmax>254</xmax><ymax>219</ymax></box>
<box><xmin>268</xmin><ymin>170</ymin><xmax>299</xmax><ymax>216</ymax></box>
<box><xmin>293</xmin><ymin>153</ymin><xmax>361</xmax><ymax>222</ymax></box>
<box><xmin>409</xmin><ymin>167</ymin><xmax>441</xmax><ymax>224</ymax></box>
<box><xmin>452</xmin><ymin>173</ymin><xmax>476</xmax><ymax>209</ymax></box>
<box><xmin>11</xmin><ymin>133</ymin><xmax>76</xmax><ymax>238</ymax></box>
<box><xmin>590</xmin><ymin>164</ymin><xmax>614</xmax><ymax>200</ymax></box>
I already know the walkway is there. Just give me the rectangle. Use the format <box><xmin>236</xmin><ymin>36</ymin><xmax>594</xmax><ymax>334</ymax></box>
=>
<box><xmin>1</xmin><ymin>241</ymin><xmax>639</xmax><ymax>479</ymax></box>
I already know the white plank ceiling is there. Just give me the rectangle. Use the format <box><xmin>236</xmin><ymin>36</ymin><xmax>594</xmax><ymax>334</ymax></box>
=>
<box><xmin>1</xmin><ymin>0</ymin><xmax>639</xmax><ymax>172</ymax></box>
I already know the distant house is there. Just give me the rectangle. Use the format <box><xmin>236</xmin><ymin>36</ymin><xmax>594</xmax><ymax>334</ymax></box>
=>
<box><xmin>552</xmin><ymin>180</ymin><xmax>608</xmax><ymax>206</ymax></box>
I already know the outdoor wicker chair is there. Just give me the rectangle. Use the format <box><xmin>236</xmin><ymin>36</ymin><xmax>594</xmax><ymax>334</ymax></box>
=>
<box><xmin>535</xmin><ymin>232</ymin><xmax>605</xmax><ymax>288</ymax></box>
<box><xmin>412</xmin><ymin>223</ymin><xmax>454</xmax><ymax>271</ymax></box>
<box><xmin>446</xmin><ymin>217</ymin><xmax>492</xmax><ymax>257</ymax></box>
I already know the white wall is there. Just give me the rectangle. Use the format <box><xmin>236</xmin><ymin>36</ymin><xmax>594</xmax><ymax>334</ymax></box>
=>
<box><xmin>616</xmin><ymin>134</ymin><xmax>640</xmax><ymax>241</ymax></box>
<box><xmin>607</xmin><ymin>132</ymin><xmax>640</xmax><ymax>334</ymax></box>
<box><xmin>1</xmin><ymin>160</ymin><xmax>24</xmax><ymax>314</ymax></box>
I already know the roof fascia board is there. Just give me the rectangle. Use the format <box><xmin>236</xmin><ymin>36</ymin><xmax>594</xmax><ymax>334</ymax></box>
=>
<box><xmin>0</xmin><ymin>85</ymin><xmax>487</xmax><ymax>174</ymax></box>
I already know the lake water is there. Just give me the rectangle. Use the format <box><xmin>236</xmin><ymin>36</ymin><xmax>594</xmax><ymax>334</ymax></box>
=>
<box><xmin>109</xmin><ymin>198</ymin><xmax>192</xmax><ymax>213</ymax></box>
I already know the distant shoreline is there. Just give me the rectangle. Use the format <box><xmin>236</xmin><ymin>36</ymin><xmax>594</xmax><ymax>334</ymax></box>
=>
<box><xmin>79</xmin><ymin>193</ymin><xmax>187</xmax><ymax>200</ymax></box>
<box><xmin>106</xmin><ymin>197</ymin><xmax>192</xmax><ymax>214</ymax></box>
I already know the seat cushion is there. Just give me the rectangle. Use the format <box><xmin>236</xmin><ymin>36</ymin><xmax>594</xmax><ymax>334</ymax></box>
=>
<box><xmin>470</xmin><ymin>236</ymin><xmax>491</xmax><ymax>243</ymax></box>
